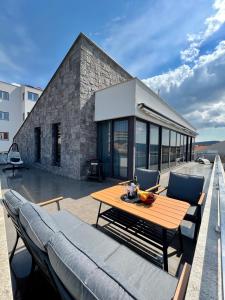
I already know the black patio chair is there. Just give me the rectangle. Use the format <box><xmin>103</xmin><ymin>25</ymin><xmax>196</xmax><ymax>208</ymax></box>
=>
<box><xmin>119</xmin><ymin>168</ymin><xmax>161</xmax><ymax>192</ymax></box>
<box><xmin>156</xmin><ymin>172</ymin><xmax>205</xmax><ymax>241</ymax></box>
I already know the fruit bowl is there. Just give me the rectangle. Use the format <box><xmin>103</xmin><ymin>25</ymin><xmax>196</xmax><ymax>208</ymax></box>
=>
<box><xmin>138</xmin><ymin>191</ymin><xmax>155</xmax><ymax>205</ymax></box>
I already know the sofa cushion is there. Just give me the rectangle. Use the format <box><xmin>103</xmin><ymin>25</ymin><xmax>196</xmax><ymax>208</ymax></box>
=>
<box><xmin>167</xmin><ymin>172</ymin><xmax>204</xmax><ymax>205</ymax></box>
<box><xmin>47</xmin><ymin>232</ymin><xmax>139</xmax><ymax>300</ymax></box>
<box><xmin>51</xmin><ymin>210</ymin><xmax>83</xmax><ymax>232</ymax></box>
<box><xmin>4</xmin><ymin>189</ymin><xmax>27</xmax><ymax>216</ymax></box>
<box><xmin>53</xmin><ymin>215</ymin><xmax>120</xmax><ymax>262</ymax></box>
<box><xmin>19</xmin><ymin>202</ymin><xmax>59</xmax><ymax>252</ymax></box>
<box><xmin>105</xmin><ymin>245</ymin><xmax>178</xmax><ymax>300</ymax></box>
<box><xmin>135</xmin><ymin>169</ymin><xmax>160</xmax><ymax>191</ymax></box>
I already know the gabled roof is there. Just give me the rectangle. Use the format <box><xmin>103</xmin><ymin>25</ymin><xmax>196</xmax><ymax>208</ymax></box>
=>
<box><xmin>14</xmin><ymin>32</ymin><xmax>132</xmax><ymax>140</ymax></box>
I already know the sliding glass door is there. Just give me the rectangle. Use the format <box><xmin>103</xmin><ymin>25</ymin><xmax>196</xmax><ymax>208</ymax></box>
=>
<box><xmin>161</xmin><ymin>128</ymin><xmax>170</xmax><ymax>170</ymax></box>
<box><xmin>170</xmin><ymin>131</ymin><xmax>176</xmax><ymax>167</ymax></box>
<box><xmin>97</xmin><ymin>121</ymin><xmax>111</xmax><ymax>176</ymax></box>
<box><xmin>135</xmin><ymin>120</ymin><xmax>147</xmax><ymax>168</ymax></box>
<box><xmin>113</xmin><ymin>120</ymin><xmax>128</xmax><ymax>178</ymax></box>
<box><xmin>149</xmin><ymin>124</ymin><xmax>159</xmax><ymax>170</ymax></box>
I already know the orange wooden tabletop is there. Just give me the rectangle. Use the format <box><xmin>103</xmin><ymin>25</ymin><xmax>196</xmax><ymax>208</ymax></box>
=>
<box><xmin>91</xmin><ymin>185</ymin><xmax>190</xmax><ymax>230</ymax></box>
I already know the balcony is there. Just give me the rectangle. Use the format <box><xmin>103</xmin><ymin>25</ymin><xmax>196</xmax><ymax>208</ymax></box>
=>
<box><xmin>0</xmin><ymin>158</ymin><xmax>223</xmax><ymax>299</ymax></box>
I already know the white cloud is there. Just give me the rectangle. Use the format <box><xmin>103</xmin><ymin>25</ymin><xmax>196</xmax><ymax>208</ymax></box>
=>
<box><xmin>143</xmin><ymin>64</ymin><xmax>193</xmax><ymax>92</ymax></box>
<box><xmin>196</xmin><ymin>40</ymin><xmax>225</xmax><ymax>67</ymax></box>
<box><xmin>180</xmin><ymin>0</ymin><xmax>225</xmax><ymax>63</ymax></box>
<box><xmin>204</xmin><ymin>0</ymin><xmax>225</xmax><ymax>38</ymax></box>
<box><xmin>101</xmin><ymin>0</ymin><xmax>212</xmax><ymax>76</ymax></box>
<box><xmin>184</xmin><ymin>101</ymin><xmax>225</xmax><ymax>128</ymax></box>
<box><xmin>180</xmin><ymin>45</ymin><xmax>200</xmax><ymax>62</ymax></box>
<box><xmin>143</xmin><ymin>39</ymin><xmax>225</xmax><ymax>130</ymax></box>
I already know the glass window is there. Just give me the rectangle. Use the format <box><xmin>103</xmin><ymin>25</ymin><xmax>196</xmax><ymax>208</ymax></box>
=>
<box><xmin>187</xmin><ymin>137</ymin><xmax>191</xmax><ymax>161</ymax></box>
<box><xmin>28</xmin><ymin>91</ymin><xmax>39</xmax><ymax>101</ymax></box>
<box><xmin>34</xmin><ymin>127</ymin><xmax>41</xmax><ymax>162</ymax></box>
<box><xmin>0</xmin><ymin>90</ymin><xmax>9</xmax><ymax>100</ymax></box>
<box><xmin>182</xmin><ymin>135</ymin><xmax>186</xmax><ymax>162</ymax></box>
<box><xmin>170</xmin><ymin>131</ymin><xmax>177</xmax><ymax>167</ymax></box>
<box><xmin>135</xmin><ymin>121</ymin><xmax>147</xmax><ymax>168</ymax></box>
<box><xmin>52</xmin><ymin>123</ymin><xmax>61</xmax><ymax>166</ymax></box>
<box><xmin>0</xmin><ymin>111</ymin><xmax>9</xmax><ymax>120</ymax></box>
<box><xmin>183</xmin><ymin>136</ymin><xmax>187</xmax><ymax>162</ymax></box>
<box><xmin>113</xmin><ymin>120</ymin><xmax>128</xmax><ymax>178</ymax></box>
<box><xmin>0</xmin><ymin>132</ymin><xmax>9</xmax><ymax>140</ymax></box>
<box><xmin>149</xmin><ymin>124</ymin><xmax>159</xmax><ymax>170</ymax></box>
<box><xmin>176</xmin><ymin>133</ymin><xmax>181</xmax><ymax>164</ymax></box>
<box><xmin>192</xmin><ymin>137</ymin><xmax>195</xmax><ymax>160</ymax></box>
<box><xmin>98</xmin><ymin>121</ymin><xmax>111</xmax><ymax>177</ymax></box>
<box><xmin>161</xmin><ymin>128</ymin><xmax>170</xmax><ymax>170</ymax></box>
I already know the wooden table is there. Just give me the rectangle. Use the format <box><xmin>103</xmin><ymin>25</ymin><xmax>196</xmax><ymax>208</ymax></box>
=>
<box><xmin>91</xmin><ymin>185</ymin><xmax>190</xmax><ymax>271</ymax></box>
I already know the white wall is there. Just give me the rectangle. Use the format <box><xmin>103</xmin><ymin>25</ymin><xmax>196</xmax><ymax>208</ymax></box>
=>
<box><xmin>95</xmin><ymin>79</ymin><xmax>136</xmax><ymax>121</ymax></box>
<box><xmin>134</xmin><ymin>79</ymin><xmax>196</xmax><ymax>133</ymax></box>
<box><xmin>0</xmin><ymin>82</ymin><xmax>42</xmax><ymax>152</ymax></box>
<box><xmin>23</xmin><ymin>86</ymin><xmax>42</xmax><ymax>118</ymax></box>
<box><xmin>95</xmin><ymin>78</ymin><xmax>197</xmax><ymax>136</ymax></box>
<box><xmin>0</xmin><ymin>82</ymin><xmax>22</xmax><ymax>152</ymax></box>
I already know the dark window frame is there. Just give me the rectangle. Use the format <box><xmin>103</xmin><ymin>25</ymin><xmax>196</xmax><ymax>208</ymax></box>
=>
<box><xmin>52</xmin><ymin>123</ymin><xmax>61</xmax><ymax>166</ymax></box>
<box><xmin>0</xmin><ymin>132</ymin><xmax>9</xmax><ymax>140</ymax></box>
<box><xmin>27</xmin><ymin>91</ymin><xmax>39</xmax><ymax>101</ymax></box>
<box><xmin>0</xmin><ymin>111</ymin><xmax>9</xmax><ymax>121</ymax></box>
<box><xmin>135</xmin><ymin>119</ymin><xmax>148</xmax><ymax>169</ymax></box>
<box><xmin>97</xmin><ymin>116</ymin><xmax>194</xmax><ymax>178</ymax></box>
<box><xmin>34</xmin><ymin>127</ymin><xmax>41</xmax><ymax>163</ymax></box>
<box><xmin>0</xmin><ymin>90</ymin><xmax>9</xmax><ymax>100</ymax></box>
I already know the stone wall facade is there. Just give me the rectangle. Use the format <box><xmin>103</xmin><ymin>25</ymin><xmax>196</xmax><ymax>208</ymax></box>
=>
<box><xmin>14</xmin><ymin>33</ymin><xmax>132</xmax><ymax>179</ymax></box>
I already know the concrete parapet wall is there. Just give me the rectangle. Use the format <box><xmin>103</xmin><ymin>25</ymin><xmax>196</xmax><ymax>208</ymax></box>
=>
<box><xmin>0</xmin><ymin>183</ymin><xmax>13</xmax><ymax>300</ymax></box>
<box><xmin>185</xmin><ymin>158</ymin><xmax>221</xmax><ymax>299</ymax></box>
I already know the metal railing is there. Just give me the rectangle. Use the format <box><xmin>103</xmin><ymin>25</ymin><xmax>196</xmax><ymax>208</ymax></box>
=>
<box><xmin>217</xmin><ymin>155</ymin><xmax>225</xmax><ymax>299</ymax></box>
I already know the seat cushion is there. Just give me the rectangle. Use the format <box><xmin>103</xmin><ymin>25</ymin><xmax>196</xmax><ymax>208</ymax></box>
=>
<box><xmin>19</xmin><ymin>202</ymin><xmax>59</xmax><ymax>252</ymax></box>
<box><xmin>135</xmin><ymin>168</ymin><xmax>160</xmax><ymax>191</ymax></box>
<box><xmin>59</xmin><ymin>222</ymin><xmax>121</xmax><ymax>263</ymax></box>
<box><xmin>47</xmin><ymin>229</ymin><xmax>178</xmax><ymax>300</ymax></box>
<box><xmin>3</xmin><ymin>189</ymin><xmax>27</xmax><ymax>216</ymax></box>
<box><xmin>167</xmin><ymin>172</ymin><xmax>204</xmax><ymax>204</ymax></box>
<box><xmin>47</xmin><ymin>232</ymin><xmax>140</xmax><ymax>300</ymax></box>
<box><xmin>105</xmin><ymin>245</ymin><xmax>178</xmax><ymax>300</ymax></box>
<box><xmin>51</xmin><ymin>210</ymin><xmax>84</xmax><ymax>232</ymax></box>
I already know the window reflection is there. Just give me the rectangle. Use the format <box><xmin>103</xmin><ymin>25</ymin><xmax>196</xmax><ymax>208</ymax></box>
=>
<box><xmin>113</xmin><ymin>120</ymin><xmax>128</xmax><ymax>178</ymax></box>
<box><xmin>149</xmin><ymin>124</ymin><xmax>159</xmax><ymax>170</ymax></box>
<box><xmin>161</xmin><ymin>128</ymin><xmax>170</xmax><ymax>170</ymax></box>
<box><xmin>135</xmin><ymin>121</ymin><xmax>147</xmax><ymax>168</ymax></box>
<box><xmin>170</xmin><ymin>131</ymin><xmax>176</xmax><ymax>167</ymax></box>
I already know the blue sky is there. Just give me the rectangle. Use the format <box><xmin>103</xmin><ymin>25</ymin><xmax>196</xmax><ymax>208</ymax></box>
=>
<box><xmin>0</xmin><ymin>0</ymin><xmax>225</xmax><ymax>141</ymax></box>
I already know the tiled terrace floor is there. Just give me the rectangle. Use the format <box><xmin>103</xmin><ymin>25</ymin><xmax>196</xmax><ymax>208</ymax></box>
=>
<box><xmin>0</xmin><ymin>162</ymin><xmax>212</xmax><ymax>299</ymax></box>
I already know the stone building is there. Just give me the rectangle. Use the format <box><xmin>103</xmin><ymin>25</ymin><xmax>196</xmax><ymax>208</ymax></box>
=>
<box><xmin>14</xmin><ymin>33</ymin><xmax>132</xmax><ymax>179</ymax></box>
<box><xmin>14</xmin><ymin>33</ymin><xmax>197</xmax><ymax>180</ymax></box>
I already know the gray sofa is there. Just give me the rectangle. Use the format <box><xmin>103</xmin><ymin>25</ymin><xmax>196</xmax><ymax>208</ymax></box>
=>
<box><xmin>3</xmin><ymin>189</ymin><xmax>190</xmax><ymax>300</ymax></box>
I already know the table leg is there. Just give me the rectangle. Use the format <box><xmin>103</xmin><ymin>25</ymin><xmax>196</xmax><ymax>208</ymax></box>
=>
<box><xmin>96</xmin><ymin>202</ymin><xmax>102</xmax><ymax>228</ymax></box>
<box><xmin>178</xmin><ymin>226</ymin><xmax>183</xmax><ymax>254</ymax></box>
<box><xmin>162</xmin><ymin>228</ymin><xmax>168</xmax><ymax>272</ymax></box>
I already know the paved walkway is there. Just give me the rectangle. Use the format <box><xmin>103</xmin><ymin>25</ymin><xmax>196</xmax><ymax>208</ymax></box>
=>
<box><xmin>0</xmin><ymin>162</ymin><xmax>212</xmax><ymax>280</ymax></box>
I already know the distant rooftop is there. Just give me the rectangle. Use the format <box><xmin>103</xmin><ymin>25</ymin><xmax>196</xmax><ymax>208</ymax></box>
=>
<box><xmin>0</xmin><ymin>79</ymin><xmax>43</xmax><ymax>90</ymax></box>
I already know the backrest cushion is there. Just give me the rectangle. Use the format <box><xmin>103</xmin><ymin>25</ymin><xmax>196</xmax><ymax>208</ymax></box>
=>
<box><xmin>19</xmin><ymin>202</ymin><xmax>59</xmax><ymax>252</ymax></box>
<box><xmin>135</xmin><ymin>168</ymin><xmax>160</xmax><ymax>191</ymax></box>
<box><xmin>47</xmin><ymin>232</ymin><xmax>137</xmax><ymax>300</ymax></box>
<box><xmin>167</xmin><ymin>172</ymin><xmax>204</xmax><ymax>204</ymax></box>
<box><xmin>3</xmin><ymin>189</ymin><xmax>27</xmax><ymax>216</ymax></box>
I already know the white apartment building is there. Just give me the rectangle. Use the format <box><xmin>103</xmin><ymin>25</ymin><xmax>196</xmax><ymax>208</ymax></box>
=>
<box><xmin>0</xmin><ymin>80</ymin><xmax>42</xmax><ymax>152</ymax></box>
